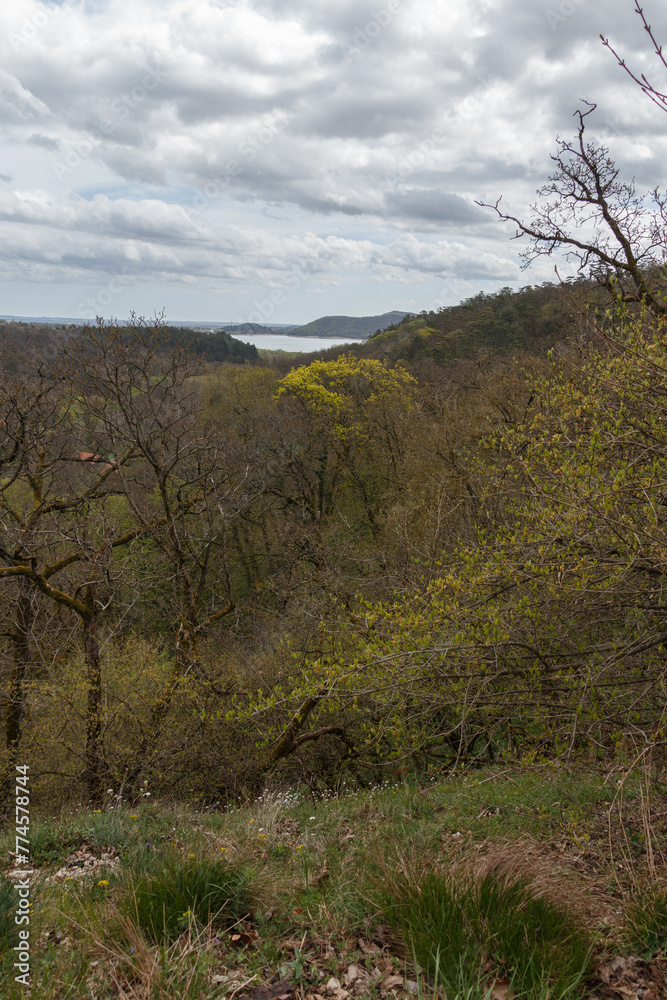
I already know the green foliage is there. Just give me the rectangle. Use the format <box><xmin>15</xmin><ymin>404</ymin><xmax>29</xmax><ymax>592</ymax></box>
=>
<box><xmin>122</xmin><ymin>853</ymin><xmax>251</xmax><ymax>941</ymax></box>
<box><xmin>384</xmin><ymin>870</ymin><xmax>592</xmax><ymax>999</ymax></box>
<box><xmin>359</xmin><ymin>281</ymin><xmax>590</xmax><ymax>367</ymax></box>
<box><xmin>162</xmin><ymin>325</ymin><xmax>259</xmax><ymax>364</ymax></box>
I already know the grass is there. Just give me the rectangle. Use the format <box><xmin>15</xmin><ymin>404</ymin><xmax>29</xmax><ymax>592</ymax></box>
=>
<box><xmin>122</xmin><ymin>853</ymin><xmax>251</xmax><ymax>941</ymax></box>
<box><xmin>0</xmin><ymin>766</ymin><xmax>665</xmax><ymax>998</ymax></box>
<box><xmin>379</xmin><ymin>855</ymin><xmax>593</xmax><ymax>999</ymax></box>
<box><xmin>625</xmin><ymin>887</ymin><xmax>667</xmax><ymax>956</ymax></box>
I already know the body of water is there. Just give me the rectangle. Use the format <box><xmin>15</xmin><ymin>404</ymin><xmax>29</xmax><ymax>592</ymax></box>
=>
<box><xmin>232</xmin><ymin>333</ymin><xmax>365</xmax><ymax>353</ymax></box>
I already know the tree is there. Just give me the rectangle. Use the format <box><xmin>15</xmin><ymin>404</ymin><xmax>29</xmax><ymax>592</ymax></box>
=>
<box><xmin>480</xmin><ymin>4</ymin><xmax>667</xmax><ymax>316</ymax></box>
<box><xmin>276</xmin><ymin>355</ymin><xmax>417</xmax><ymax>536</ymax></box>
<box><xmin>601</xmin><ymin>1</ymin><xmax>667</xmax><ymax>117</ymax></box>
<box><xmin>480</xmin><ymin>104</ymin><xmax>667</xmax><ymax>315</ymax></box>
<box><xmin>58</xmin><ymin>318</ymin><xmax>261</xmax><ymax>794</ymax></box>
<box><xmin>244</xmin><ymin>299</ymin><xmax>667</xmax><ymax>772</ymax></box>
<box><xmin>0</xmin><ymin>364</ymin><xmax>142</xmax><ymax>805</ymax></box>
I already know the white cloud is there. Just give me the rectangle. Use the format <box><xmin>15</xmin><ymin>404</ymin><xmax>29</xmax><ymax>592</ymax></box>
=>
<box><xmin>0</xmin><ymin>0</ymin><xmax>665</xmax><ymax>319</ymax></box>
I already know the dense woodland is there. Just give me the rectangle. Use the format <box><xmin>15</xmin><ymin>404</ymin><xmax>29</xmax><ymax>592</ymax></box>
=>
<box><xmin>0</xmin><ymin>267</ymin><xmax>664</xmax><ymax>813</ymax></box>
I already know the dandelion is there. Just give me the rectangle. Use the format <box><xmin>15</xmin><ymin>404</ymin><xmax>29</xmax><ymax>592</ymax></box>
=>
<box><xmin>249</xmin><ymin>818</ymin><xmax>255</xmax><ymax>823</ymax></box>
<box><xmin>97</xmin><ymin>880</ymin><xmax>109</xmax><ymax>886</ymax></box>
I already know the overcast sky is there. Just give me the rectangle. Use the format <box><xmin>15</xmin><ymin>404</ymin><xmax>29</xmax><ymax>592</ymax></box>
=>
<box><xmin>1</xmin><ymin>0</ymin><xmax>666</xmax><ymax>324</ymax></box>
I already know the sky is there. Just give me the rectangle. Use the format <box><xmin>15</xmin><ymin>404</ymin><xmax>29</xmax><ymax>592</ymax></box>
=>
<box><xmin>1</xmin><ymin>0</ymin><xmax>666</xmax><ymax>325</ymax></box>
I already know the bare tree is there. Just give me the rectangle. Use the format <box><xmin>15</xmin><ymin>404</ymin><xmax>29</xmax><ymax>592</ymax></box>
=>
<box><xmin>479</xmin><ymin>103</ymin><xmax>667</xmax><ymax>315</ymax></box>
<box><xmin>602</xmin><ymin>1</ymin><xmax>667</xmax><ymax>116</ymax></box>
<box><xmin>0</xmin><ymin>365</ymin><xmax>144</xmax><ymax>805</ymax></box>
<box><xmin>480</xmin><ymin>4</ymin><xmax>667</xmax><ymax>316</ymax></box>
<box><xmin>59</xmin><ymin>318</ymin><xmax>264</xmax><ymax>793</ymax></box>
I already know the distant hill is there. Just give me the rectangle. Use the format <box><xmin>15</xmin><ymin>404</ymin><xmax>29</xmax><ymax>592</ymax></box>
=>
<box><xmin>290</xmin><ymin>311</ymin><xmax>410</xmax><ymax>339</ymax></box>
<box><xmin>162</xmin><ymin>326</ymin><xmax>258</xmax><ymax>364</ymax></box>
<box><xmin>221</xmin><ymin>322</ymin><xmax>297</xmax><ymax>336</ymax></box>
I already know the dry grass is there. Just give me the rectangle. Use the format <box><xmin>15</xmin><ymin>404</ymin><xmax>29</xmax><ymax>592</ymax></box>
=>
<box><xmin>452</xmin><ymin>836</ymin><xmax>618</xmax><ymax>929</ymax></box>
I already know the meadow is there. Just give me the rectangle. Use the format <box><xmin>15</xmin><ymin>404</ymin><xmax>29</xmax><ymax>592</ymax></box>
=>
<box><xmin>2</xmin><ymin>765</ymin><xmax>667</xmax><ymax>999</ymax></box>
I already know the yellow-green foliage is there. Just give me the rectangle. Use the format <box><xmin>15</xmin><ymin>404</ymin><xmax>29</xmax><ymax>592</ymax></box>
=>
<box><xmin>276</xmin><ymin>354</ymin><xmax>416</xmax><ymax>445</ymax></box>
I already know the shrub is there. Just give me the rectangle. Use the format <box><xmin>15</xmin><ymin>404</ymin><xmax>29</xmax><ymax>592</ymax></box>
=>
<box><xmin>122</xmin><ymin>853</ymin><xmax>250</xmax><ymax>942</ymax></box>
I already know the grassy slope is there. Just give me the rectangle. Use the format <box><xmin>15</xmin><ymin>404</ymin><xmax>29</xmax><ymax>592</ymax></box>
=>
<box><xmin>2</xmin><ymin>767</ymin><xmax>667</xmax><ymax>999</ymax></box>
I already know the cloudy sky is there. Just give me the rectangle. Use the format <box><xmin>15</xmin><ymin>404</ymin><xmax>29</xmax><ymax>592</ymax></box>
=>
<box><xmin>1</xmin><ymin>0</ymin><xmax>666</xmax><ymax>324</ymax></box>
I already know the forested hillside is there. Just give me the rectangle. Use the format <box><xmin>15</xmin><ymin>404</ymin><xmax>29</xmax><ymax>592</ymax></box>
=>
<box><xmin>278</xmin><ymin>279</ymin><xmax>603</xmax><ymax>374</ymax></box>
<box><xmin>290</xmin><ymin>310</ymin><xmax>409</xmax><ymax>339</ymax></box>
<box><xmin>0</xmin><ymin>320</ymin><xmax>258</xmax><ymax>372</ymax></box>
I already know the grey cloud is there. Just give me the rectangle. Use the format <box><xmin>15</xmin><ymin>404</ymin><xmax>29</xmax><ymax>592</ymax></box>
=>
<box><xmin>385</xmin><ymin>190</ymin><xmax>485</xmax><ymax>225</ymax></box>
<box><xmin>28</xmin><ymin>132</ymin><xmax>60</xmax><ymax>150</ymax></box>
<box><xmin>0</xmin><ymin>0</ymin><xmax>665</xmax><ymax>313</ymax></box>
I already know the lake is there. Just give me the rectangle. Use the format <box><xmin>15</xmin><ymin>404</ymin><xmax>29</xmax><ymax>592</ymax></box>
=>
<box><xmin>231</xmin><ymin>333</ymin><xmax>365</xmax><ymax>353</ymax></box>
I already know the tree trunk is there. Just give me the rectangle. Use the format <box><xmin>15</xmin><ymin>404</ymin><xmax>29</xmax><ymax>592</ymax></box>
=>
<box><xmin>1</xmin><ymin>579</ymin><xmax>34</xmax><ymax>812</ymax></box>
<box><xmin>83</xmin><ymin>611</ymin><xmax>104</xmax><ymax>805</ymax></box>
<box><xmin>243</xmin><ymin>695</ymin><xmax>344</xmax><ymax>796</ymax></box>
<box><xmin>123</xmin><ymin>619</ymin><xmax>200</xmax><ymax>799</ymax></box>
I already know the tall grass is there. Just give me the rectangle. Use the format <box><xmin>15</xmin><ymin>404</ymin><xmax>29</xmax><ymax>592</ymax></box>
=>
<box><xmin>625</xmin><ymin>887</ymin><xmax>667</xmax><ymax>956</ymax></box>
<box><xmin>122</xmin><ymin>853</ymin><xmax>251</xmax><ymax>942</ymax></box>
<box><xmin>383</xmin><ymin>869</ymin><xmax>593</xmax><ymax>1000</ymax></box>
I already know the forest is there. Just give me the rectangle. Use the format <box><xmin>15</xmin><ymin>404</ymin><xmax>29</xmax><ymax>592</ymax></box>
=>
<box><xmin>2</xmin><ymin>256</ymin><xmax>666</xmax><ymax>813</ymax></box>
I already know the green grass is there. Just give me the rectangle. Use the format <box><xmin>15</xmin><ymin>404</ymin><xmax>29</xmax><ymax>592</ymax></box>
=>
<box><xmin>121</xmin><ymin>853</ymin><xmax>251</xmax><ymax>941</ymax></box>
<box><xmin>625</xmin><ymin>887</ymin><xmax>667</xmax><ymax>956</ymax></box>
<box><xmin>0</xmin><ymin>873</ymin><xmax>18</xmax><ymax>951</ymax></box>
<box><xmin>0</xmin><ymin>766</ymin><xmax>661</xmax><ymax>998</ymax></box>
<box><xmin>5</xmin><ymin>811</ymin><xmax>133</xmax><ymax>865</ymax></box>
<box><xmin>382</xmin><ymin>869</ymin><xmax>592</xmax><ymax>1000</ymax></box>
